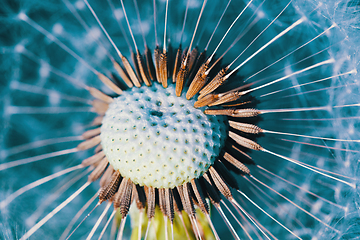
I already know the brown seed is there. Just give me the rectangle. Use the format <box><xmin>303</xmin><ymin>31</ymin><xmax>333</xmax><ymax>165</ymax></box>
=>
<box><xmin>97</xmin><ymin>73</ymin><xmax>123</xmax><ymax>95</ymax></box>
<box><xmin>112</xmin><ymin>60</ymin><xmax>133</xmax><ymax>88</ymax></box>
<box><xmin>99</xmin><ymin>170</ymin><xmax>121</xmax><ymax>203</ymax></box>
<box><xmin>228</xmin><ymin>131</ymin><xmax>263</xmax><ymax>151</ymax></box>
<box><xmin>179</xmin><ymin>184</ymin><xmax>196</xmax><ymax>218</ymax></box>
<box><xmin>208</xmin><ymin>166</ymin><xmax>232</xmax><ymax>199</ymax></box>
<box><xmin>77</xmin><ymin>135</ymin><xmax>101</xmax><ymax>151</ymax></box>
<box><xmin>121</xmin><ymin>55</ymin><xmax>141</xmax><ymax>87</ymax></box>
<box><xmin>193</xmin><ymin>93</ymin><xmax>219</xmax><ymax>108</ymax></box>
<box><xmin>82</xmin><ymin>127</ymin><xmax>101</xmax><ymax>140</ymax></box>
<box><xmin>204</xmin><ymin>108</ymin><xmax>260</xmax><ymax>118</ymax></box>
<box><xmin>113</xmin><ymin>178</ymin><xmax>133</xmax><ymax>217</ymax></box>
<box><xmin>136</xmin><ymin>49</ymin><xmax>152</xmax><ymax>86</ymax></box>
<box><xmin>228</xmin><ymin>121</ymin><xmax>263</xmax><ymax>134</ymax></box>
<box><xmin>99</xmin><ymin>165</ymin><xmax>115</xmax><ymax>187</ymax></box>
<box><xmin>131</xmin><ymin>51</ymin><xmax>142</xmax><ymax>84</ymax></box>
<box><xmin>88</xmin><ymin>87</ymin><xmax>114</xmax><ymax>104</ymax></box>
<box><xmin>172</xmin><ymin>46</ymin><xmax>182</xmax><ymax>83</ymax></box>
<box><xmin>158</xmin><ymin>188</ymin><xmax>165</xmax><ymax>215</ymax></box>
<box><xmin>94</xmin><ymin>144</ymin><xmax>102</xmax><ymax>154</ymax></box>
<box><xmin>175</xmin><ymin>63</ymin><xmax>188</xmax><ymax>97</ymax></box>
<box><xmin>145</xmin><ymin>186</ymin><xmax>156</xmax><ymax>220</ymax></box>
<box><xmin>223</xmin><ymin>152</ymin><xmax>250</xmax><ymax>175</ymax></box>
<box><xmin>91</xmin><ymin>116</ymin><xmax>103</xmax><ymax>126</ymax></box>
<box><xmin>159</xmin><ymin>189</ymin><xmax>174</xmax><ymax>222</ymax></box>
<box><xmin>186</xmin><ymin>61</ymin><xmax>209</xmax><ymax>100</ymax></box>
<box><xmin>145</xmin><ymin>45</ymin><xmax>156</xmax><ymax>81</ymax></box>
<box><xmin>91</xmin><ymin>100</ymin><xmax>109</xmax><ymax>115</ymax></box>
<box><xmin>160</xmin><ymin>50</ymin><xmax>168</xmax><ymax>88</ymax></box>
<box><xmin>88</xmin><ymin>157</ymin><xmax>109</xmax><ymax>182</ymax></box>
<box><xmin>190</xmin><ymin>179</ymin><xmax>209</xmax><ymax>214</ymax></box>
<box><xmin>154</xmin><ymin>46</ymin><xmax>161</xmax><ymax>84</ymax></box>
<box><xmin>199</xmin><ymin>67</ymin><xmax>228</xmax><ymax>98</ymax></box>
<box><xmin>209</xmin><ymin>91</ymin><xmax>244</xmax><ymax>106</ymax></box>
<box><xmin>81</xmin><ymin>150</ymin><xmax>105</xmax><ymax>167</ymax></box>
<box><xmin>165</xmin><ymin>188</ymin><xmax>174</xmax><ymax>223</ymax></box>
<box><xmin>120</xmin><ymin>179</ymin><xmax>133</xmax><ymax>216</ymax></box>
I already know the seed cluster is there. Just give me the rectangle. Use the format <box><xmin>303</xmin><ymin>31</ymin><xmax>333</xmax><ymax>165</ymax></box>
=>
<box><xmin>101</xmin><ymin>83</ymin><xmax>228</xmax><ymax>188</ymax></box>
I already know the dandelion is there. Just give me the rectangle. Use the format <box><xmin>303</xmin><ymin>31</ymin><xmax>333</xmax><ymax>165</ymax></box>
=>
<box><xmin>1</xmin><ymin>0</ymin><xmax>359</xmax><ymax>239</ymax></box>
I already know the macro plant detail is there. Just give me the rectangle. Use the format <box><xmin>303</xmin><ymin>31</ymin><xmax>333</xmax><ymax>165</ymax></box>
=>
<box><xmin>1</xmin><ymin>0</ymin><xmax>360</xmax><ymax>239</ymax></box>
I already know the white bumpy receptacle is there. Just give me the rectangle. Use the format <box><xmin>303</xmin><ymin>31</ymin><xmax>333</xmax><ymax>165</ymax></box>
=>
<box><xmin>101</xmin><ymin>83</ymin><xmax>228</xmax><ymax>188</ymax></box>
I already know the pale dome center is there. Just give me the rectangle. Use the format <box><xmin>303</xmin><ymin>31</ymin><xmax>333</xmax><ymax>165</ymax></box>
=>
<box><xmin>100</xmin><ymin>83</ymin><xmax>227</xmax><ymax>189</ymax></box>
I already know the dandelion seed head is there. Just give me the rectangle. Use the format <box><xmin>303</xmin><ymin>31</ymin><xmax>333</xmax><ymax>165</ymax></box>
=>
<box><xmin>1</xmin><ymin>0</ymin><xmax>360</xmax><ymax>239</ymax></box>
